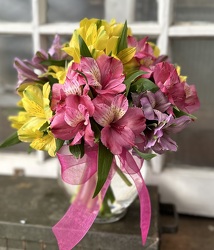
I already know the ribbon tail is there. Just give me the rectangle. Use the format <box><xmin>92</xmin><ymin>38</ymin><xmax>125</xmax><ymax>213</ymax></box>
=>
<box><xmin>52</xmin><ymin>173</ymin><xmax>111</xmax><ymax>250</ymax></box>
<box><xmin>138</xmin><ymin>177</ymin><xmax>151</xmax><ymax>244</ymax></box>
<box><xmin>119</xmin><ymin>149</ymin><xmax>151</xmax><ymax>245</ymax></box>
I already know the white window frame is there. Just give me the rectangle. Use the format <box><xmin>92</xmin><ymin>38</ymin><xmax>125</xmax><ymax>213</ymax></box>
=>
<box><xmin>0</xmin><ymin>0</ymin><xmax>214</xmax><ymax>216</ymax></box>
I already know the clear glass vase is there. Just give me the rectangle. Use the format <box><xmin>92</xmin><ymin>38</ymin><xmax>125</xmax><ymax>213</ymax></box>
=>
<box><xmin>95</xmin><ymin>172</ymin><xmax>137</xmax><ymax>223</ymax></box>
<box><xmin>57</xmin><ymin>167</ymin><xmax>138</xmax><ymax>224</ymax></box>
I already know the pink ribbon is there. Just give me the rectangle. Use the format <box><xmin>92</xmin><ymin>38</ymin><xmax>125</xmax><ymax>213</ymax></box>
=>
<box><xmin>118</xmin><ymin>149</ymin><xmax>151</xmax><ymax>244</ymax></box>
<box><xmin>57</xmin><ymin>145</ymin><xmax>98</xmax><ymax>185</ymax></box>
<box><xmin>52</xmin><ymin>146</ymin><xmax>151</xmax><ymax>249</ymax></box>
<box><xmin>53</xmin><ymin>145</ymin><xmax>114</xmax><ymax>250</ymax></box>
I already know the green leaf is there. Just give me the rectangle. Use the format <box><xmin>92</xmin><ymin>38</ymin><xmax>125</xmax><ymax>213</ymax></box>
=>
<box><xmin>47</xmin><ymin>75</ymin><xmax>59</xmax><ymax>86</ymax></box>
<box><xmin>0</xmin><ymin>132</ymin><xmax>21</xmax><ymax>149</ymax></box>
<box><xmin>124</xmin><ymin>70</ymin><xmax>146</xmax><ymax>96</ymax></box>
<box><xmin>78</xmin><ymin>35</ymin><xmax>92</xmax><ymax>57</ymax></box>
<box><xmin>69</xmin><ymin>141</ymin><xmax>85</xmax><ymax>159</ymax></box>
<box><xmin>130</xmin><ymin>78</ymin><xmax>159</xmax><ymax>93</ymax></box>
<box><xmin>108</xmin><ymin>51</ymin><xmax>112</xmax><ymax>56</ymax></box>
<box><xmin>39</xmin><ymin>122</ymin><xmax>49</xmax><ymax>132</ymax></box>
<box><xmin>96</xmin><ymin>19</ymin><xmax>102</xmax><ymax>30</ymax></box>
<box><xmin>173</xmin><ymin>107</ymin><xmax>197</xmax><ymax>120</ymax></box>
<box><xmin>27</xmin><ymin>146</ymin><xmax>34</xmax><ymax>154</ymax></box>
<box><xmin>117</xmin><ymin>21</ymin><xmax>128</xmax><ymax>53</ymax></box>
<box><xmin>93</xmin><ymin>141</ymin><xmax>113</xmax><ymax>198</ymax></box>
<box><xmin>55</xmin><ymin>138</ymin><xmax>65</xmax><ymax>153</ymax></box>
<box><xmin>90</xmin><ymin>118</ymin><xmax>101</xmax><ymax>143</ymax></box>
<box><xmin>41</xmin><ymin>59</ymin><xmax>67</xmax><ymax>67</ymax></box>
<box><xmin>133</xmin><ymin>147</ymin><xmax>156</xmax><ymax>160</ymax></box>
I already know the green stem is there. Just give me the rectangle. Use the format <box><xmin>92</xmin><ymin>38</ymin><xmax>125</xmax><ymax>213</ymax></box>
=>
<box><xmin>115</xmin><ymin>165</ymin><xmax>132</xmax><ymax>186</ymax></box>
<box><xmin>99</xmin><ymin>185</ymin><xmax>115</xmax><ymax>217</ymax></box>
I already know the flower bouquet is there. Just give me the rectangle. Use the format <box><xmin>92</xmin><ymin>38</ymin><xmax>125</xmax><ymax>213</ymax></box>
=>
<box><xmin>0</xmin><ymin>18</ymin><xmax>200</xmax><ymax>249</ymax></box>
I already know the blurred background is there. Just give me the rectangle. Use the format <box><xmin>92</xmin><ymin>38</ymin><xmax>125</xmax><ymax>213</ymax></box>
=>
<box><xmin>0</xmin><ymin>1</ymin><xmax>214</xmax><ymax>249</ymax></box>
<box><xmin>0</xmin><ymin>0</ymin><xmax>214</xmax><ymax>220</ymax></box>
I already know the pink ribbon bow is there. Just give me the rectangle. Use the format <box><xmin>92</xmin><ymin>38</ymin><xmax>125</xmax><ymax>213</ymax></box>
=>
<box><xmin>52</xmin><ymin>146</ymin><xmax>151</xmax><ymax>250</ymax></box>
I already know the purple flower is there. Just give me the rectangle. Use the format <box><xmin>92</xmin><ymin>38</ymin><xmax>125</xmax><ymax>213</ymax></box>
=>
<box><xmin>132</xmin><ymin>90</ymin><xmax>171</xmax><ymax>120</ymax></box>
<box><xmin>14</xmin><ymin>35</ymin><xmax>69</xmax><ymax>88</ymax></box>
<box><xmin>48</xmin><ymin>35</ymin><xmax>69</xmax><ymax>60</ymax></box>
<box><xmin>145</xmin><ymin>113</ymin><xmax>191</xmax><ymax>154</ymax></box>
<box><xmin>14</xmin><ymin>53</ymin><xmax>48</xmax><ymax>87</ymax></box>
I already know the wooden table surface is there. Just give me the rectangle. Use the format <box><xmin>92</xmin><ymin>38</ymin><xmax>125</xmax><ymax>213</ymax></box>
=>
<box><xmin>160</xmin><ymin>214</ymin><xmax>214</xmax><ymax>250</ymax></box>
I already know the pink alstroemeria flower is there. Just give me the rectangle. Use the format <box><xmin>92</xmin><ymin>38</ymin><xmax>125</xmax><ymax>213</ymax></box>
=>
<box><xmin>51</xmin><ymin>84</ymin><xmax>66</xmax><ymax>112</ymax></box>
<box><xmin>183</xmin><ymin>82</ymin><xmax>200</xmax><ymax>113</ymax></box>
<box><xmin>153</xmin><ymin>62</ymin><xmax>186</xmax><ymax>110</ymax></box>
<box><xmin>51</xmin><ymin>94</ymin><xmax>95</xmax><ymax>146</ymax></box>
<box><xmin>128</xmin><ymin>36</ymin><xmax>155</xmax><ymax>63</ymax></box>
<box><xmin>63</xmin><ymin>62</ymin><xmax>86</xmax><ymax>96</ymax></box>
<box><xmin>93</xmin><ymin>94</ymin><xmax>146</xmax><ymax>155</ymax></box>
<box><xmin>79</xmin><ymin>54</ymin><xmax>126</xmax><ymax>95</ymax></box>
<box><xmin>128</xmin><ymin>36</ymin><xmax>168</xmax><ymax>78</ymax></box>
<box><xmin>51</xmin><ymin>62</ymin><xmax>88</xmax><ymax>112</ymax></box>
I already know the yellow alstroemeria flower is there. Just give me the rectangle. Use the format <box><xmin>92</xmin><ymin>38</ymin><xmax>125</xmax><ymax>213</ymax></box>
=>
<box><xmin>117</xmin><ymin>47</ymin><xmax>136</xmax><ymax>65</ymax></box>
<box><xmin>30</xmin><ymin>131</ymin><xmax>56</xmax><ymax>157</ymax></box>
<box><xmin>9</xmin><ymin>111</ymin><xmax>30</xmax><ymax>130</ymax></box>
<box><xmin>13</xmin><ymin>83</ymin><xmax>56</xmax><ymax>156</ymax></box>
<box><xmin>41</xmin><ymin>65</ymin><xmax>67</xmax><ymax>84</ymax></box>
<box><xmin>64</xmin><ymin>22</ymin><xmax>109</xmax><ymax>62</ymax></box>
<box><xmin>17</xmin><ymin>117</ymin><xmax>45</xmax><ymax>142</ymax></box>
<box><xmin>16</xmin><ymin>82</ymin><xmax>41</xmax><ymax>97</ymax></box>
<box><xmin>176</xmin><ymin>65</ymin><xmax>187</xmax><ymax>82</ymax></box>
<box><xmin>148</xmin><ymin>42</ymin><xmax>160</xmax><ymax>58</ymax></box>
<box><xmin>63</xmin><ymin>18</ymin><xmax>130</xmax><ymax>62</ymax></box>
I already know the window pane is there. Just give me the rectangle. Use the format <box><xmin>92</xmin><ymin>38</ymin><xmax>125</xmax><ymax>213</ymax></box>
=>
<box><xmin>166</xmin><ymin>38</ymin><xmax>214</xmax><ymax>167</ymax></box>
<box><xmin>0</xmin><ymin>0</ymin><xmax>31</xmax><ymax>22</ymax></box>
<box><xmin>47</xmin><ymin>0</ymin><xmax>104</xmax><ymax>22</ymax></box>
<box><xmin>0</xmin><ymin>35</ymin><xmax>32</xmax><ymax>152</ymax></box>
<box><xmin>174</xmin><ymin>0</ymin><xmax>214</xmax><ymax>22</ymax></box>
<box><xmin>0</xmin><ymin>35</ymin><xmax>32</xmax><ymax>93</ymax></box>
<box><xmin>135</xmin><ymin>0</ymin><xmax>157</xmax><ymax>21</ymax></box>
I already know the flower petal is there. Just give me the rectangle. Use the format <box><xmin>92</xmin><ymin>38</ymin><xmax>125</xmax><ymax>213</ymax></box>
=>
<box><xmin>96</xmin><ymin>55</ymin><xmax>125</xmax><ymax>94</ymax></box>
<box><xmin>101</xmin><ymin>125</ymin><xmax>135</xmax><ymax>155</ymax></box>
<box><xmin>51</xmin><ymin>111</ymin><xmax>77</xmax><ymax>140</ymax></box>
<box><xmin>93</xmin><ymin>94</ymin><xmax>128</xmax><ymax>126</ymax></box>
<box><xmin>30</xmin><ymin>132</ymin><xmax>56</xmax><ymax>157</ymax></box>
<box><xmin>80</xmin><ymin>57</ymin><xmax>102</xmax><ymax>88</ymax></box>
<box><xmin>111</xmin><ymin>94</ymin><xmax>128</xmax><ymax>121</ymax></box>
<box><xmin>117</xmin><ymin>107</ymin><xmax>146</xmax><ymax>135</ymax></box>
<box><xmin>18</xmin><ymin>117</ymin><xmax>44</xmax><ymax>142</ymax></box>
<box><xmin>22</xmin><ymin>85</ymin><xmax>45</xmax><ymax>118</ymax></box>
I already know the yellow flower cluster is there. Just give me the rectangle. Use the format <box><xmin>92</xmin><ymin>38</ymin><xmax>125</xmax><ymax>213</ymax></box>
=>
<box><xmin>63</xmin><ymin>18</ymin><xmax>135</xmax><ymax>64</ymax></box>
<box><xmin>9</xmin><ymin>83</ymin><xmax>56</xmax><ymax>156</ymax></box>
